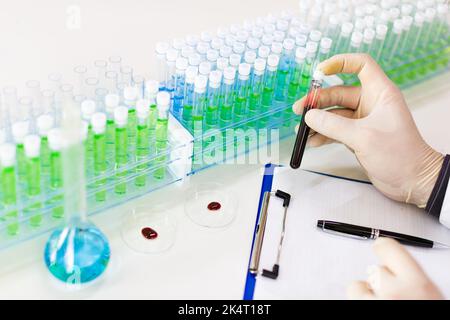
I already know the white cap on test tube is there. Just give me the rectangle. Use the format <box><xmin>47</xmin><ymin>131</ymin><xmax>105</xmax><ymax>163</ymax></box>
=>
<box><xmin>244</xmin><ymin>51</ymin><xmax>257</xmax><ymax>65</ymax></box>
<box><xmin>393</xmin><ymin>19</ymin><xmax>403</xmax><ymax>34</ymax></box>
<box><xmin>211</xmin><ymin>38</ymin><xmax>224</xmax><ymax>51</ymax></box>
<box><xmin>199</xmin><ymin>61</ymin><xmax>211</xmax><ymax>76</ymax></box>
<box><xmin>216</xmin><ymin>27</ymin><xmax>229</xmax><ymax>39</ymax></box>
<box><xmin>425</xmin><ymin>8</ymin><xmax>437</xmax><ymax>22</ymax></box>
<box><xmin>414</xmin><ymin>12</ymin><xmax>425</xmax><ymax>27</ymax></box>
<box><xmin>91</xmin><ymin>112</ymin><xmax>107</xmax><ymax>134</ymax></box>
<box><xmin>114</xmin><ymin>106</ymin><xmax>128</xmax><ymax>128</ymax></box>
<box><xmin>0</xmin><ymin>143</ymin><xmax>16</xmax><ymax>167</ymax></box>
<box><xmin>258</xmin><ymin>46</ymin><xmax>270</xmax><ymax>59</ymax></box>
<box><xmin>295</xmin><ymin>34</ymin><xmax>307</xmax><ymax>47</ymax></box>
<box><xmin>193</xmin><ymin>75</ymin><xmax>207</xmax><ymax>94</ymax></box>
<box><xmin>225</xmin><ymin>34</ymin><xmax>236</xmax><ymax>47</ymax></box>
<box><xmin>306</xmin><ymin>41</ymin><xmax>318</xmax><ymax>56</ymax></box>
<box><xmin>185</xmin><ymin>34</ymin><xmax>200</xmax><ymax>47</ymax></box>
<box><xmin>401</xmin><ymin>3</ymin><xmax>413</xmax><ymax>16</ymax></box>
<box><xmin>47</xmin><ymin>128</ymin><xmax>63</xmax><ymax>151</ymax></box>
<box><xmin>261</xmin><ymin>34</ymin><xmax>273</xmax><ymax>47</ymax></box>
<box><xmin>81</xmin><ymin>100</ymin><xmax>96</xmax><ymax>121</ymax></box>
<box><xmin>276</xmin><ymin>19</ymin><xmax>289</xmax><ymax>32</ymax></box>
<box><xmin>365</xmin><ymin>15</ymin><xmax>375</xmax><ymax>29</ymax></box>
<box><xmin>273</xmin><ymin>31</ymin><xmax>285</xmax><ymax>43</ymax></box>
<box><xmin>37</xmin><ymin>114</ymin><xmax>54</xmax><ymax>137</ymax></box>
<box><xmin>247</xmin><ymin>37</ymin><xmax>260</xmax><ymax>51</ymax></box>
<box><xmin>181</xmin><ymin>46</ymin><xmax>194</xmax><ymax>59</ymax></box>
<box><xmin>438</xmin><ymin>4</ymin><xmax>449</xmax><ymax>16</ymax></box>
<box><xmin>206</xmin><ymin>50</ymin><xmax>219</xmax><ymax>64</ymax></box>
<box><xmin>223</xmin><ymin>67</ymin><xmax>236</xmax><ymax>85</ymax></box>
<box><xmin>105</xmin><ymin>93</ymin><xmax>120</xmax><ymax>111</ymax></box>
<box><xmin>350</xmin><ymin>31</ymin><xmax>363</xmax><ymax>47</ymax></box>
<box><xmin>236</xmin><ymin>30</ymin><xmax>249</xmax><ymax>44</ymax></box>
<box><xmin>282</xmin><ymin>38</ymin><xmax>295</xmax><ymax>51</ymax></box>
<box><xmin>253</xmin><ymin>58</ymin><xmax>266</xmax><ymax>76</ymax></box>
<box><xmin>389</xmin><ymin>8</ymin><xmax>400</xmax><ymax>22</ymax></box>
<box><xmin>252</xmin><ymin>27</ymin><xmax>264</xmax><ymax>39</ymax></box>
<box><xmin>233</xmin><ymin>42</ymin><xmax>246</xmax><ymax>56</ymax></box>
<box><xmin>166</xmin><ymin>48</ymin><xmax>179</xmax><ymax>63</ymax></box>
<box><xmin>295</xmin><ymin>47</ymin><xmax>307</xmax><ymax>63</ymax></box>
<box><xmin>136</xmin><ymin>99</ymin><xmax>150</xmax><ymax>119</ymax></box>
<box><xmin>12</xmin><ymin>121</ymin><xmax>30</xmax><ymax>144</ymax></box>
<box><xmin>238</xmin><ymin>63</ymin><xmax>251</xmax><ymax>80</ymax></box>
<box><xmin>185</xmin><ymin>66</ymin><xmax>198</xmax><ymax>84</ymax></box>
<box><xmin>363</xmin><ymin>28</ymin><xmax>375</xmax><ymax>44</ymax></box>
<box><xmin>156</xmin><ymin>91</ymin><xmax>171</xmax><ymax>112</ymax></box>
<box><xmin>267</xmin><ymin>54</ymin><xmax>279</xmax><ymax>71</ymax></box>
<box><xmin>176</xmin><ymin>57</ymin><xmax>189</xmax><ymax>72</ymax></box>
<box><xmin>341</xmin><ymin>22</ymin><xmax>353</xmax><ymax>36</ymax></box>
<box><xmin>196</xmin><ymin>42</ymin><xmax>209</xmax><ymax>56</ymax></box>
<box><xmin>402</xmin><ymin>16</ymin><xmax>413</xmax><ymax>31</ymax></box>
<box><xmin>313</xmin><ymin>69</ymin><xmax>324</xmax><ymax>82</ymax></box>
<box><xmin>24</xmin><ymin>134</ymin><xmax>41</xmax><ymax>158</ymax></box>
<box><xmin>216</xmin><ymin>57</ymin><xmax>228</xmax><ymax>71</ymax></box>
<box><xmin>220</xmin><ymin>46</ymin><xmax>232</xmax><ymax>59</ymax></box>
<box><xmin>209</xmin><ymin>70</ymin><xmax>222</xmax><ymax>89</ymax></box>
<box><xmin>319</xmin><ymin>37</ymin><xmax>332</xmax><ymax>53</ymax></box>
<box><xmin>376</xmin><ymin>24</ymin><xmax>388</xmax><ymax>40</ymax></box>
<box><xmin>271</xmin><ymin>42</ymin><xmax>283</xmax><ymax>55</ymax></box>
<box><xmin>264</xmin><ymin>23</ymin><xmax>276</xmax><ymax>35</ymax></box>
<box><xmin>124</xmin><ymin>86</ymin><xmax>138</xmax><ymax>101</ymax></box>
<box><xmin>201</xmin><ymin>31</ymin><xmax>213</xmax><ymax>43</ymax></box>
<box><xmin>354</xmin><ymin>18</ymin><xmax>366</xmax><ymax>32</ymax></box>
<box><xmin>172</xmin><ymin>38</ymin><xmax>186</xmax><ymax>51</ymax></box>
<box><xmin>309</xmin><ymin>30</ymin><xmax>322</xmax><ymax>43</ymax></box>
<box><xmin>288</xmin><ymin>28</ymin><xmax>299</xmax><ymax>39</ymax></box>
<box><xmin>188</xmin><ymin>53</ymin><xmax>201</xmax><ymax>67</ymax></box>
<box><xmin>229</xmin><ymin>54</ymin><xmax>241</xmax><ymax>68</ymax></box>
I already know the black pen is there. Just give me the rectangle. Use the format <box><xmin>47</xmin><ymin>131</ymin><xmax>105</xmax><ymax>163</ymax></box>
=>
<box><xmin>317</xmin><ymin>220</ymin><xmax>449</xmax><ymax>248</ymax></box>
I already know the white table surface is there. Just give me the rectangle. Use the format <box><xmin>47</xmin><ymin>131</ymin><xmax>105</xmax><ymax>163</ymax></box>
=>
<box><xmin>0</xmin><ymin>0</ymin><xmax>449</xmax><ymax>299</ymax></box>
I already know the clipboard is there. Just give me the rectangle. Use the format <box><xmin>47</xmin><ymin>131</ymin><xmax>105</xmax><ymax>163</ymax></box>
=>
<box><xmin>243</xmin><ymin>164</ymin><xmax>450</xmax><ymax>300</ymax></box>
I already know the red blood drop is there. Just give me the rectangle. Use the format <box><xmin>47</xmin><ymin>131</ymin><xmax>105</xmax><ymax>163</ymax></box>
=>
<box><xmin>207</xmin><ymin>201</ymin><xmax>221</xmax><ymax>211</ymax></box>
<box><xmin>141</xmin><ymin>227</ymin><xmax>158</xmax><ymax>240</ymax></box>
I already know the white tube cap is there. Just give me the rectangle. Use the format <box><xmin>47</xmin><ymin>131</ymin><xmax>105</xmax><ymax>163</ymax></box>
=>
<box><xmin>271</xmin><ymin>42</ymin><xmax>283</xmax><ymax>55</ymax></box>
<box><xmin>229</xmin><ymin>54</ymin><xmax>241</xmax><ymax>67</ymax></box>
<box><xmin>244</xmin><ymin>51</ymin><xmax>257</xmax><ymax>65</ymax></box>
<box><xmin>296</xmin><ymin>34</ymin><xmax>307</xmax><ymax>47</ymax></box>
<box><xmin>209</xmin><ymin>70</ymin><xmax>223</xmax><ymax>89</ymax></box>
<box><xmin>309</xmin><ymin>30</ymin><xmax>322</xmax><ymax>42</ymax></box>
<box><xmin>295</xmin><ymin>47</ymin><xmax>307</xmax><ymax>62</ymax></box>
<box><xmin>341</xmin><ymin>22</ymin><xmax>354</xmax><ymax>35</ymax></box>
<box><xmin>157</xmin><ymin>91</ymin><xmax>171</xmax><ymax>107</ymax></box>
<box><xmin>393</xmin><ymin>19</ymin><xmax>403</xmax><ymax>33</ymax></box>
<box><xmin>313</xmin><ymin>69</ymin><xmax>324</xmax><ymax>81</ymax></box>
<box><xmin>267</xmin><ymin>54</ymin><xmax>280</xmax><ymax>70</ymax></box>
<box><xmin>12</xmin><ymin>121</ymin><xmax>30</xmax><ymax>144</ymax></box>
<box><xmin>81</xmin><ymin>99</ymin><xmax>96</xmax><ymax>120</ymax></box>
<box><xmin>196</xmin><ymin>42</ymin><xmax>209</xmax><ymax>55</ymax></box>
<box><xmin>254</xmin><ymin>58</ymin><xmax>266</xmax><ymax>75</ymax></box>
<box><xmin>238</xmin><ymin>63</ymin><xmax>251</xmax><ymax>78</ymax></box>
<box><xmin>166</xmin><ymin>48</ymin><xmax>179</xmax><ymax>62</ymax></box>
<box><xmin>114</xmin><ymin>106</ymin><xmax>128</xmax><ymax>127</ymax></box>
<box><xmin>37</xmin><ymin>114</ymin><xmax>55</xmax><ymax>137</ymax></box>
<box><xmin>211</xmin><ymin>38</ymin><xmax>224</xmax><ymax>50</ymax></box>
<box><xmin>181</xmin><ymin>46</ymin><xmax>194</xmax><ymax>59</ymax></box>
<box><xmin>136</xmin><ymin>99</ymin><xmax>150</xmax><ymax>119</ymax></box>
<box><xmin>376</xmin><ymin>24</ymin><xmax>388</xmax><ymax>39</ymax></box>
<box><xmin>247</xmin><ymin>37</ymin><xmax>260</xmax><ymax>51</ymax></box>
<box><xmin>144</xmin><ymin>80</ymin><xmax>159</xmax><ymax>95</ymax></box>
<box><xmin>206</xmin><ymin>49</ymin><xmax>219</xmax><ymax>62</ymax></box>
<box><xmin>0</xmin><ymin>143</ymin><xmax>16</xmax><ymax>167</ymax></box>
<box><xmin>216</xmin><ymin>57</ymin><xmax>229</xmax><ymax>71</ymax></box>
<box><xmin>233</xmin><ymin>42</ymin><xmax>246</xmax><ymax>55</ymax></box>
<box><xmin>351</xmin><ymin>31</ymin><xmax>363</xmax><ymax>45</ymax></box>
<box><xmin>47</xmin><ymin>128</ymin><xmax>63</xmax><ymax>151</ymax></box>
<box><xmin>188</xmin><ymin>53</ymin><xmax>201</xmax><ymax>66</ymax></box>
<box><xmin>91</xmin><ymin>112</ymin><xmax>107</xmax><ymax>134</ymax></box>
<box><xmin>176</xmin><ymin>57</ymin><xmax>188</xmax><ymax>71</ymax></box>
<box><xmin>185</xmin><ymin>34</ymin><xmax>200</xmax><ymax>47</ymax></box>
<box><xmin>223</xmin><ymin>67</ymin><xmax>236</xmax><ymax>83</ymax></box>
<box><xmin>194</xmin><ymin>75</ymin><xmax>208</xmax><ymax>93</ymax></box>
<box><xmin>282</xmin><ymin>38</ymin><xmax>295</xmax><ymax>51</ymax></box>
<box><xmin>220</xmin><ymin>46</ymin><xmax>232</xmax><ymax>58</ymax></box>
<box><xmin>320</xmin><ymin>37</ymin><xmax>332</xmax><ymax>51</ymax></box>
<box><xmin>306</xmin><ymin>41</ymin><xmax>318</xmax><ymax>54</ymax></box>
<box><xmin>258</xmin><ymin>46</ymin><xmax>270</xmax><ymax>59</ymax></box>
<box><xmin>363</xmin><ymin>28</ymin><xmax>375</xmax><ymax>43</ymax></box>
<box><xmin>24</xmin><ymin>134</ymin><xmax>41</xmax><ymax>158</ymax></box>
<box><xmin>185</xmin><ymin>66</ymin><xmax>198</xmax><ymax>83</ymax></box>
<box><xmin>261</xmin><ymin>34</ymin><xmax>273</xmax><ymax>46</ymax></box>
<box><xmin>199</xmin><ymin>61</ymin><xmax>211</xmax><ymax>76</ymax></box>
<box><xmin>105</xmin><ymin>93</ymin><xmax>120</xmax><ymax>109</ymax></box>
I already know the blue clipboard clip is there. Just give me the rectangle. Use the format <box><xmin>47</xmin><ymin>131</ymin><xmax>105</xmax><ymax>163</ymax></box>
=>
<box><xmin>244</xmin><ymin>164</ymin><xmax>291</xmax><ymax>299</ymax></box>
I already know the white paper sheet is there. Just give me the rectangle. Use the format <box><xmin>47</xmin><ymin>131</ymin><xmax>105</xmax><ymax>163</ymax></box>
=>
<box><xmin>253</xmin><ymin>167</ymin><xmax>450</xmax><ymax>300</ymax></box>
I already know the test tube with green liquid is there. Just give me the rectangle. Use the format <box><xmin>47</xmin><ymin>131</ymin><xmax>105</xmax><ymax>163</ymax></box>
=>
<box><xmin>91</xmin><ymin>112</ymin><xmax>107</xmax><ymax>202</ymax></box>
<box><xmin>248</xmin><ymin>58</ymin><xmax>266</xmax><ymax>129</ymax></box>
<box><xmin>220</xmin><ymin>67</ymin><xmax>236</xmax><ymax>152</ymax></box>
<box><xmin>104</xmin><ymin>93</ymin><xmax>120</xmax><ymax>161</ymax></box>
<box><xmin>11</xmin><ymin>121</ymin><xmax>29</xmax><ymax>182</ymax></box>
<box><xmin>154</xmin><ymin>92</ymin><xmax>171</xmax><ymax>179</ymax></box>
<box><xmin>204</xmin><ymin>70</ymin><xmax>222</xmax><ymax>158</ymax></box>
<box><xmin>260</xmin><ymin>54</ymin><xmax>279</xmax><ymax>129</ymax></box>
<box><xmin>36</xmin><ymin>114</ymin><xmax>54</xmax><ymax>176</ymax></box>
<box><xmin>181</xmin><ymin>67</ymin><xmax>198</xmax><ymax>130</ymax></box>
<box><xmin>191</xmin><ymin>75</ymin><xmax>207</xmax><ymax>167</ymax></box>
<box><xmin>123</xmin><ymin>86</ymin><xmax>138</xmax><ymax>150</ymax></box>
<box><xmin>81</xmin><ymin>99</ymin><xmax>96</xmax><ymax>174</ymax></box>
<box><xmin>287</xmin><ymin>47</ymin><xmax>307</xmax><ymax>106</ymax></box>
<box><xmin>47</xmin><ymin>129</ymin><xmax>64</xmax><ymax>219</ymax></box>
<box><xmin>369</xmin><ymin>24</ymin><xmax>388</xmax><ymax>62</ymax></box>
<box><xmin>300</xmin><ymin>42</ymin><xmax>318</xmax><ymax>96</ymax></box>
<box><xmin>114</xmin><ymin>106</ymin><xmax>128</xmax><ymax>195</ymax></box>
<box><xmin>0</xmin><ymin>144</ymin><xmax>19</xmax><ymax>236</ymax></box>
<box><xmin>135</xmin><ymin>99</ymin><xmax>150</xmax><ymax>187</ymax></box>
<box><xmin>274</xmin><ymin>39</ymin><xmax>295</xmax><ymax>103</ymax></box>
<box><xmin>144</xmin><ymin>79</ymin><xmax>159</xmax><ymax>153</ymax></box>
<box><xmin>234</xmin><ymin>63</ymin><xmax>251</xmax><ymax>125</ymax></box>
<box><xmin>24</xmin><ymin>135</ymin><xmax>42</xmax><ymax>227</ymax></box>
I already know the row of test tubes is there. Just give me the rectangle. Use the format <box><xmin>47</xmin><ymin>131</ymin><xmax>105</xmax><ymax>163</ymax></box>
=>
<box><xmin>0</xmin><ymin>57</ymin><xmax>174</xmax><ymax>238</ymax></box>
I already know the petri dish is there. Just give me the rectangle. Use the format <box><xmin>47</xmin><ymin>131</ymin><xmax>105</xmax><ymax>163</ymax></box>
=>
<box><xmin>121</xmin><ymin>206</ymin><xmax>176</xmax><ymax>254</ymax></box>
<box><xmin>184</xmin><ymin>182</ymin><xmax>237</xmax><ymax>228</ymax></box>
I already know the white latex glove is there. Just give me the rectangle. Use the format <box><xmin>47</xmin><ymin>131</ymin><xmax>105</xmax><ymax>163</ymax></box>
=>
<box><xmin>292</xmin><ymin>53</ymin><xmax>444</xmax><ymax>208</ymax></box>
<box><xmin>347</xmin><ymin>238</ymin><xmax>443</xmax><ymax>300</ymax></box>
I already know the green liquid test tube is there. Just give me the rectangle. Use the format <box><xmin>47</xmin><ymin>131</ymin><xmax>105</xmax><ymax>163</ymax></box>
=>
<box><xmin>204</xmin><ymin>71</ymin><xmax>222</xmax><ymax>158</ymax></box>
<box><xmin>47</xmin><ymin>129</ymin><xmax>64</xmax><ymax>219</ymax></box>
<box><xmin>124</xmin><ymin>86</ymin><xmax>138</xmax><ymax>150</ymax></box>
<box><xmin>37</xmin><ymin>114</ymin><xmax>55</xmax><ymax>176</ymax></box>
<box><xmin>12</xmin><ymin>121</ymin><xmax>29</xmax><ymax>182</ymax></box>
<box><xmin>234</xmin><ymin>63</ymin><xmax>251</xmax><ymax>125</ymax></box>
<box><xmin>81</xmin><ymin>99</ymin><xmax>96</xmax><ymax>175</ymax></box>
<box><xmin>91</xmin><ymin>112</ymin><xmax>108</xmax><ymax>202</ymax></box>
<box><xmin>154</xmin><ymin>91</ymin><xmax>171</xmax><ymax>180</ymax></box>
<box><xmin>114</xmin><ymin>106</ymin><xmax>129</xmax><ymax>195</ymax></box>
<box><xmin>333</xmin><ymin>22</ymin><xmax>353</xmax><ymax>57</ymax></box>
<box><xmin>0</xmin><ymin>144</ymin><xmax>19</xmax><ymax>236</ymax></box>
<box><xmin>274</xmin><ymin>39</ymin><xmax>295</xmax><ymax>104</ymax></box>
<box><xmin>248</xmin><ymin>58</ymin><xmax>266</xmax><ymax>130</ymax></box>
<box><xmin>144</xmin><ymin>79</ymin><xmax>159</xmax><ymax>153</ymax></box>
<box><xmin>105</xmin><ymin>93</ymin><xmax>120</xmax><ymax>161</ymax></box>
<box><xmin>135</xmin><ymin>99</ymin><xmax>150</xmax><ymax>187</ymax></box>
<box><xmin>369</xmin><ymin>24</ymin><xmax>388</xmax><ymax>63</ymax></box>
<box><xmin>181</xmin><ymin>67</ymin><xmax>198</xmax><ymax>131</ymax></box>
<box><xmin>287</xmin><ymin>47</ymin><xmax>307</xmax><ymax>106</ymax></box>
<box><xmin>260</xmin><ymin>55</ymin><xmax>280</xmax><ymax>129</ymax></box>
<box><xmin>220</xmin><ymin>67</ymin><xmax>236</xmax><ymax>152</ymax></box>
<box><xmin>191</xmin><ymin>75</ymin><xmax>208</xmax><ymax>167</ymax></box>
<box><xmin>300</xmin><ymin>42</ymin><xmax>318</xmax><ymax>95</ymax></box>
<box><xmin>24</xmin><ymin>135</ymin><xmax>42</xmax><ymax>227</ymax></box>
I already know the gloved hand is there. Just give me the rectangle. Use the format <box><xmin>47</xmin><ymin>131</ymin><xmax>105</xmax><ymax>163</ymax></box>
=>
<box><xmin>347</xmin><ymin>238</ymin><xmax>443</xmax><ymax>300</ymax></box>
<box><xmin>293</xmin><ymin>53</ymin><xmax>444</xmax><ymax>208</ymax></box>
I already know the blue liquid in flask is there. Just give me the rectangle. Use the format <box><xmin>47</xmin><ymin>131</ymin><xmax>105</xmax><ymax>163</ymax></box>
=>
<box><xmin>44</xmin><ymin>222</ymin><xmax>110</xmax><ymax>284</ymax></box>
